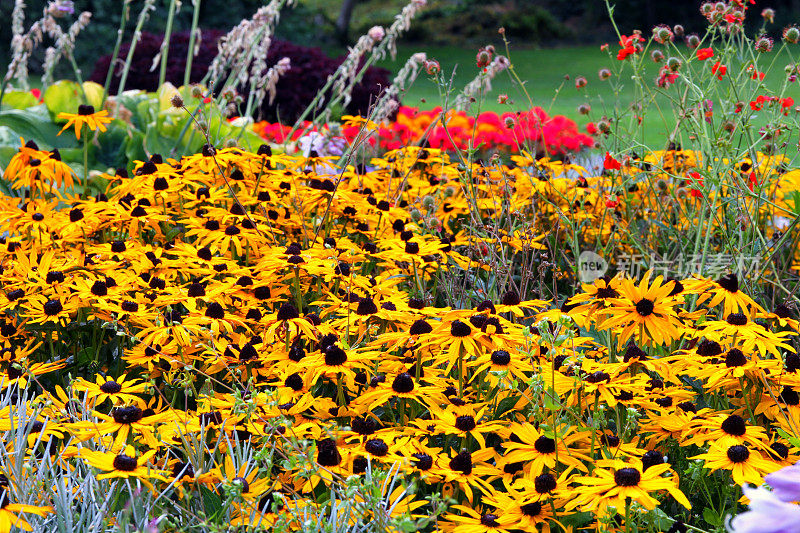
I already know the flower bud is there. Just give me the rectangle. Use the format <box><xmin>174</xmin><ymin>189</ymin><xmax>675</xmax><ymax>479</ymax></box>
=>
<box><xmin>191</xmin><ymin>85</ymin><xmax>203</xmax><ymax>98</ymax></box>
<box><xmin>651</xmin><ymin>50</ymin><xmax>665</xmax><ymax>63</ymax></box>
<box><xmin>575</xmin><ymin>76</ymin><xmax>587</xmax><ymax>89</ymax></box>
<box><xmin>476</xmin><ymin>48</ymin><xmax>492</xmax><ymax>68</ymax></box>
<box><xmin>762</xmin><ymin>8</ymin><xmax>776</xmax><ymax>24</ymax></box>
<box><xmin>666</xmin><ymin>56</ymin><xmax>682</xmax><ymax>71</ymax></box>
<box><xmin>504</xmin><ymin>117</ymin><xmax>515</xmax><ymax>128</ymax></box>
<box><xmin>755</xmin><ymin>36</ymin><xmax>774</xmax><ymax>53</ymax></box>
<box><xmin>652</xmin><ymin>24</ymin><xmax>673</xmax><ymax>44</ymax></box>
<box><xmin>598</xmin><ymin>68</ymin><xmax>612</xmax><ymax>80</ymax></box>
<box><xmin>685</xmin><ymin>34</ymin><xmax>700</xmax><ymax>49</ymax></box>
<box><xmin>170</xmin><ymin>94</ymin><xmax>184</xmax><ymax>108</ymax></box>
<box><xmin>784</xmin><ymin>26</ymin><xmax>800</xmax><ymax>44</ymax></box>
<box><xmin>368</xmin><ymin>26</ymin><xmax>385</xmax><ymax>42</ymax></box>
<box><xmin>673</xmin><ymin>24</ymin><xmax>685</xmax><ymax>37</ymax></box>
<box><xmin>578</xmin><ymin>103</ymin><xmax>591</xmax><ymax>115</ymax></box>
<box><xmin>425</xmin><ymin>60</ymin><xmax>440</xmax><ymax>75</ymax></box>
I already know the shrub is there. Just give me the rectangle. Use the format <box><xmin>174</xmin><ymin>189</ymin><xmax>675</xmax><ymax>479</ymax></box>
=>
<box><xmin>89</xmin><ymin>31</ymin><xmax>392</xmax><ymax>123</ymax></box>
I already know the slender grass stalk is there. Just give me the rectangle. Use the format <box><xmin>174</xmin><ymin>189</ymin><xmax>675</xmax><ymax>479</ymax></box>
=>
<box><xmin>158</xmin><ymin>0</ymin><xmax>179</xmax><ymax>89</ymax></box>
<box><xmin>184</xmin><ymin>0</ymin><xmax>202</xmax><ymax>87</ymax></box>
<box><xmin>117</xmin><ymin>0</ymin><xmax>157</xmax><ymax>96</ymax></box>
<box><xmin>103</xmin><ymin>0</ymin><xmax>132</xmax><ymax>104</ymax></box>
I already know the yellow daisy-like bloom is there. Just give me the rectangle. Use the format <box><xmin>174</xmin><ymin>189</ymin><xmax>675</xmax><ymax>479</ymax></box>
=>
<box><xmin>691</xmin><ymin>442</ymin><xmax>780</xmax><ymax>485</ymax></box>
<box><xmin>0</xmin><ymin>497</ymin><xmax>52</xmax><ymax>533</ymax></box>
<box><xmin>72</xmin><ymin>374</ymin><xmax>149</xmax><ymax>408</ymax></box>
<box><xmin>80</xmin><ymin>445</ymin><xmax>168</xmax><ymax>489</ymax></box>
<box><xmin>56</xmin><ymin>105</ymin><xmax>112</xmax><ymax>140</ymax></box>
<box><xmin>598</xmin><ymin>270</ymin><xmax>684</xmax><ymax>347</ymax></box>
<box><xmin>569</xmin><ymin>459</ymin><xmax>690</xmax><ymax>518</ymax></box>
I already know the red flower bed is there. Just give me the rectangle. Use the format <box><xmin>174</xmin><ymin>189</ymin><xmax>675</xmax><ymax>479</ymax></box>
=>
<box><xmin>253</xmin><ymin>106</ymin><xmax>596</xmax><ymax>155</ymax></box>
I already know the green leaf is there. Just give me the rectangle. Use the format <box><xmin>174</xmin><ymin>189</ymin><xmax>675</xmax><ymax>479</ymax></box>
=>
<box><xmin>0</xmin><ymin>107</ymin><xmax>77</xmax><ymax>149</ymax></box>
<box><xmin>703</xmin><ymin>507</ymin><xmax>721</xmax><ymax>527</ymax></box>
<box><xmin>199</xmin><ymin>485</ymin><xmax>223</xmax><ymax>518</ymax></box>
<box><xmin>44</xmin><ymin>80</ymin><xmax>83</xmax><ymax>118</ymax></box>
<box><xmin>494</xmin><ymin>395</ymin><xmax>521</xmax><ymax>417</ymax></box>
<box><xmin>1</xmin><ymin>91</ymin><xmax>39</xmax><ymax>110</ymax></box>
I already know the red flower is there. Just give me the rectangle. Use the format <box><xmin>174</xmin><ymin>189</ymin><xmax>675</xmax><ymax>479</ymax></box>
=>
<box><xmin>30</xmin><ymin>88</ymin><xmax>42</xmax><ymax>101</ymax></box>
<box><xmin>605</xmin><ymin>195</ymin><xmax>620</xmax><ymax>209</ymax></box>
<box><xmin>604</xmin><ymin>152</ymin><xmax>622</xmax><ymax>170</ymax></box>
<box><xmin>687</xmin><ymin>171</ymin><xmax>704</xmax><ymax>198</ymax></box>
<box><xmin>748</xmin><ymin>172</ymin><xmax>758</xmax><ymax>192</ymax></box>
<box><xmin>696</xmin><ymin>48</ymin><xmax>714</xmax><ymax>61</ymax></box>
<box><xmin>656</xmin><ymin>67</ymin><xmax>679</xmax><ymax>88</ymax></box>
<box><xmin>711</xmin><ymin>61</ymin><xmax>727</xmax><ymax>80</ymax></box>
<box><xmin>750</xmin><ymin>95</ymin><xmax>768</xmax><ymax>111</ymax></box>
<box><xmin>616</xmin><ymin>34</ymin><xmax>643</xmax><ymax>61</ymax></box>
<box><xmin>586</xmin><ymin>122</ymin><xmax>598</xmax><ymax>135</ymax></box>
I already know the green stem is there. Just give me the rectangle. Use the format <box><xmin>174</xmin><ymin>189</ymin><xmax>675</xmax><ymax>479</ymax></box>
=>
<box><xmin>184</xmin><ymin>0</ymin><xmax>202</xmax><ymax>87</ymax></box>
<box><xmin>103</xmin><ymin>0</ymin><xmax>131</xmax><ymax>102</ymax></box>
<box><xmin>158</xmin><ymin>0</ymin><xmax>179</xmax><ymax>89</ymax></box>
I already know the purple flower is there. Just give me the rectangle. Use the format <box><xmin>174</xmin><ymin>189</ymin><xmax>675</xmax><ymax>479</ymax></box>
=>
<box><xmin>730</xmin><ymin>486</ymin><xmax>800</xmax><ymax>533</ymax></box>
<box><xmin>766</xmin><ymin>461</ymin><xmax>800</xmax><ymax>502</ymax></box>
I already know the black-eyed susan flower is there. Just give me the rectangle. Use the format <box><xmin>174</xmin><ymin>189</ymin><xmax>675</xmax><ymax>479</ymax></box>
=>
<box><xmin>56</xmin><ymin>105</ymin><xmax>112</xmax><ymax>140</ymax></box>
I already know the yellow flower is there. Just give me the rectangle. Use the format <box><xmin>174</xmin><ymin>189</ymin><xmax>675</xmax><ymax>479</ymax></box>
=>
<box><xmin>56</xmin><ymin>105</ymin><xmax>112</xmax><ymax>140</ymax></box>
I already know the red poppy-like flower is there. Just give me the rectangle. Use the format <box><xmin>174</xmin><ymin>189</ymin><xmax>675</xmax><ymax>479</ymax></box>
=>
<box><xmin>688</xmin><ymin>171</ymin><xmax>704</xmax><ymax>198</ymax></box>
<box><xmin>616</xmin><ymin>34</ymin><xmax>643</xmax><ymax>61</ymax></box>
<box><xmin>711</xmin><ymin>61</ymin><xmax>727</xmax><ymax>80</ymax></box>
<box><xmin>748</xmin><ymin>172</ymin><xmax>758</xmax><ymax>192</ymax></box>
<box><xmin>696</xmin><ymin>48</ymin><xmax>714</xmax><ymax>61</ymax></box>
<box><xmin>656</xmin><ymin>67</ymin><xmax>679</xmax><ymax>88</ymax></box>
<box><xmin>604</xmin><ymin>152</ymin><xmax>622</xmax><ymax>170</ymax></box>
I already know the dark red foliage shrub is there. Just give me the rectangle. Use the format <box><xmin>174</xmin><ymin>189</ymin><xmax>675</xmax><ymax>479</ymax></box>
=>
<box><xmin>89</xmin><ymin>31</ymin><xmax>392</xmax><ymax>123</ymax></box>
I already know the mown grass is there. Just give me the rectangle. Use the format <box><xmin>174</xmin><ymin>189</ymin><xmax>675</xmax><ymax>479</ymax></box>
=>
<box><xmin>379</xmin><ymin>44</ymin><xmax>800</xmax><ymax>154</ymax></box>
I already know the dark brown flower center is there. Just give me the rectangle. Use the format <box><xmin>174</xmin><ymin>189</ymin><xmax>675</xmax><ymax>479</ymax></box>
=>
<box><xmin>721</xmin><ymin>415</ymin><xmax>746</xmax><ymax>436</ymax></box>
<box><xmin>533</xmin><ymin>436</ymin><xmax>556</xmax><ymax>454</ymax></box>
<box><xmin>112</xmin><ymin>454</ymin><xmax>138</xmax><ymax>471</ymax></box>
<box><xmin>635</xmin><ymin>298</ymin><xmax>654</xmax><ymax>316</ymax></box>
<box><xmin>727</xmin><ymin>313</ymin><xmax>748</xmax><ymax>326</ymax></box>
<box><xmin>727</xmin><ymin>444</ymin><xmax>750</xmax><ymax>463</ymax></box>
<box><xmin>534</xmin><ymin>473</ymin><xmax>557</xmax><ymax>493</ymax></box>
<box><xmin>454</xmin><ymin>415</ymin><xmax>476</xmax><ymax>432</ymax></box>
<box><xmin>112</xmin><ymin>406</ymin><xmax>143</xmax><ymax>424</ymax></box>
<box><xmin>100</xmin><ymin>380</ymin><xmax>122</xmax><ymax>394</ymax></box>
<box><xmin>391</xmin><ymin>372</ymin><xmax>415</xmax><ymax>393</ymax></box>
<box><xmin>725</xmin><ymin>348</ymin><xmax>747</xmax><ymax>367</ymax></box>
<box><xmin>614</xmin><ymin>467</ymin><xmax>641</xmax><ymax>487</ymax></box>
<box><xmin>481</xmin><ymin>514</ymin><xmax>500</xmax><ymax>527</ymax></box>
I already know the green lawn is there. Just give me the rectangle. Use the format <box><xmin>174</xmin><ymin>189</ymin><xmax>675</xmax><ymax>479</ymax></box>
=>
<box><xmin>378</xmin><ymin>44</ymin><xmax>800</xmax><ymax>154</ymax></box>
<box><xmin>377</xmin><ymin>44</ymin><xmax>673</xmax><ymax>148</ymax></box>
